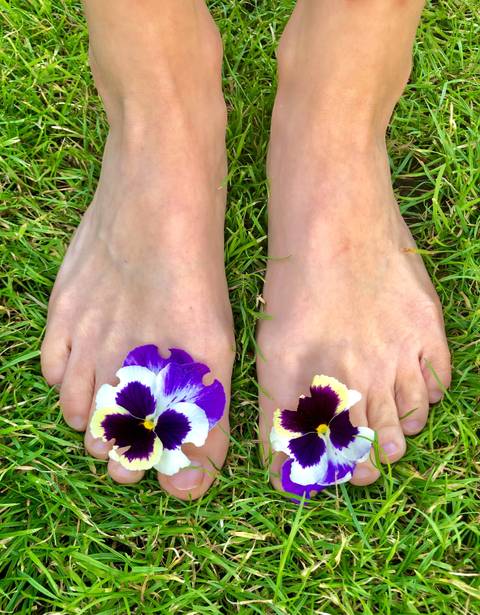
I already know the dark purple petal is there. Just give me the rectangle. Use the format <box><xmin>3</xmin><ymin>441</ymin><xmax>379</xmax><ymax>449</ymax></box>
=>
<box><xmin>308</xmin><ymin>385</ymin><xmax>341</xmax><ymax>424</ymax></box>
<box><xmin>279</xmin><ymin>409</ymin><xmax>308</xmax><ymax>434</ymax></box>
<box><xmin>116</xmin><ymin>381</ymin><xmax>156</xmax><ymax>419</ymax></box>
<box><xmin>101</xmin><ymin>412</ymin><xmax>156</xmax><ymax>462</ymax></box>
<box><xmin>288</xmin><ymin>433</ymin><xmax>326</xmax><ymax>468</ymax></box>
<box><xmin>161</xmin><ymin>363</ymin><xmax>225</xmax><ymax>428</ymax></box>
<box><xmin>281</xmin><ymin>459</ymin><xmax>326</xmax><ymax>501</ymax></box>
<box><xmin>123</xmin><ymin>345</ymin><xmax>167</xmax><ymax>372</ymax></box>
<box><xmin>329</xmin><ymin>409</ymin><xmax>359</xmax><ymax>450</ymax></box>
<box><xmin>281</xmin><ymin>387</ymin><xmax>340</xmax><ymax>436</ymax></box>
<box><xmin>155</xmin><ymin>409</ymin><xmax>190</xmax><ymax>450</ymax></box>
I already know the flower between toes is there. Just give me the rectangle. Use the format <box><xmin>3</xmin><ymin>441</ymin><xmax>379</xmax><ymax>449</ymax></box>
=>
<box><xmin>90</xmin><ymin>345</ymin><xmax>225</xmax><ymax>474</ymax></box>
<box><xmin>270</xmin><ymin>375</ymin><xmax>375</xmax><ymax>500</ymax></box>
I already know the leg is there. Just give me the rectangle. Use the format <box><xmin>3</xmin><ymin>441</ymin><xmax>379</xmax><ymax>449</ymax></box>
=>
<box><xmin>41</xmin><ymin>0</ymin><xmax>235</xmax><ymax>499</ymax></box>
<box><xmin>258</xmin><ymin>0</ymin><xmax>451</xmax><ymax>489</ymax></box>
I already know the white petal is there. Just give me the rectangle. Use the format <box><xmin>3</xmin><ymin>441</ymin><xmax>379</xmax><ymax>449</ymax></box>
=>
<box><xmin>154</xmin><ymin>448</ymin><xmax>191</xmax><ymax>476</ymax></box>
<box><xmin>115</xmin><ymin>365</ymin><xmax>157</xmax><ymax>391</ymax></box>
<box><xmin>170</xmin><ymin>402</ymin><xmax>209</xmax><ymax>447</ymax></box>
<box><xmin>334</xmin><ymin>426</ymin><xmax>375</xmax><ymax>462</ymax></box>
<box><xmin>347</xmin><ymin>389</ymin><xmax>362</xmax><ymax>409</ymax></box>
<box><xmin>270</xmin><ymin>427</ymin><xmax>291</xmax><ymax>455</ymax></box>
<box><xmin>95</xmin><ymin>383</ymin><xmax>117</xmax><ymax>410</ymax></box>
<box><xmin>290</xmin><ymin>452</ymin><xmax>328</xmax><ymax>486</ymax></box>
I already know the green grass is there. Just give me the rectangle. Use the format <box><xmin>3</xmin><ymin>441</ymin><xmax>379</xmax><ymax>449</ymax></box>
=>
<box><xmin>1</xmin><ymin>0</ymin><xmax>479</xmax><ymax>613</ymax></box>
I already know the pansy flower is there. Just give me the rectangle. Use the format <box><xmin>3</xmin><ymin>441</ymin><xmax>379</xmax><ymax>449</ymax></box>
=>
<box><xmin>270</xmin><ymin>375</ymin><xmax>375</xmax><ymax>499</ymax></box>
<box><xmin>90</xmin><ymin>345</ymin><xmax>225</xmax><ymax>475</ymax></box>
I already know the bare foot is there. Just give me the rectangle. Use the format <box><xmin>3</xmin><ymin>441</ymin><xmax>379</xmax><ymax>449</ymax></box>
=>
<box><xmin>41</xmin><ymin>1</ymin><xmax>235</xmax><ymax>499</ymax></box>
<box><xmin>257</xmin><ymin>0</ymin><xmax>451</xmax><ymax>492</ymax></box>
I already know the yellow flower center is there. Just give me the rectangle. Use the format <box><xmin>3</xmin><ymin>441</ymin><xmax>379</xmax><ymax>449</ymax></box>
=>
<box><xmin>316</xmin><ymin>424</ymin><xmax>328</xmax><ymax>435</ymax></box>
<box><xmin>143</xmin><ymin>419</ymin><xmax>155</xmax><ymax>430</ymax></box>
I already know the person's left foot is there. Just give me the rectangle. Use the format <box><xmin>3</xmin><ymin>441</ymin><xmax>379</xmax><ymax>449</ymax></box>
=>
<box><xmin>257</xmin><ymin>17</ymin><xmax>451</xmax><ymax>489</ymax></box>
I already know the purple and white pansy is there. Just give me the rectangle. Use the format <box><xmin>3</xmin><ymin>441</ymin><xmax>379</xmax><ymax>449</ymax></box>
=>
<box><xmin>90</xmin><ymin>345</ymin><xmax>225</xmax><ymax>475</ymax></box>
<box><xmin>270</xmin><ymin>375</ymin><xmax>375</xmax><ymax>499</ymax></box>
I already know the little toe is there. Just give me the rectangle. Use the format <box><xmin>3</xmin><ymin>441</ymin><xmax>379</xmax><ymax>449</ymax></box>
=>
<box><xmin>367</xmin><ymin>394</ymin><xmax>406</xmax><ymax>463</ymax></box>
<box><xmin>108</xmin><ymin>459</ymin><xmax>144</xmax><ymax>484</ymax></box>
<box><xmin>395</xmin><ymin>367</ymin><xmax>429</xmax><ymax>435</ymax></box>
<box><xmin>59</xmin><ymin>354</ymin><xmax>94</xmax><ymax>431</ymax></box>
<box><xmin>421</xmin><ymin>342</ymin><xmax>451</xmax><ymax>403</ymax></box>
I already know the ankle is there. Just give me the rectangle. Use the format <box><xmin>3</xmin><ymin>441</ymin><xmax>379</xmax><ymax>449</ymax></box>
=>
<box><xmin>88</xmin><ymin>17</ymin><xmax>225</xmax><ymax>134</ymax></box>
<box><xmin>275</xmin><ymin>1</ymin><xmax>419</xmax><ymax>143</ymax></box>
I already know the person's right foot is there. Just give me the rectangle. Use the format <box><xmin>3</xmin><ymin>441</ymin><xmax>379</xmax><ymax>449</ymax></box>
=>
<box><xmin>41</xmin><ymin>0</ymin><xmax>235</xmax><ymax>500</ymax></box>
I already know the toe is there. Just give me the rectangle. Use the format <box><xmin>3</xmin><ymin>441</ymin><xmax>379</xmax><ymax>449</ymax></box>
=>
<box><xmin>421</xmin><ymin>342</ymin><xmax>451</xmax><ymax>403</ymax></box>
<box><xmin>84</xmin><ymin>377</ymin><xmax>111</xmax><ymax>460</ymax></box>
<box><xmin>157</xmin><ymin>421</ymin><xmax>229</xmax><ymax>500</ymax></box>
<box><xmin>59</xmin><ymin>353</ymin><xmax>94</xmax><ymax>431</ymax></box>
<box><xmin>108</xmin><ymin>459</ymin><xmax>144</xmax><ymax>484</ymax></box>
<box><xmin>84</xmin><ymin>406</ymin><xmax>112</xmax><ymax>460</ymax></box>
<box><xmin>395</xmin><ymin>366</ymin><xmax>430</xmax><ymax>435</ymax></box>
<box><xmin>349</xmin><ymin>395</ymin><xmax>380</xmax><ymax>486</ymax></box>
<box><xmin>367</xmin><ymin>393</ymin><xmax>406</xmax><ymax>464</ymax></box>
<box><xmin>41</xmin><ymin>328</ymin><xmax>70</xmax><ymax>386</ymax></box>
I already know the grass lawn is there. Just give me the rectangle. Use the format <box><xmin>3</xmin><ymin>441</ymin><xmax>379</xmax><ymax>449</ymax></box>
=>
<box><xmin>1</xmin><ymin>0</ymin><xmax>479</xmax><ymax>613</ymax></box>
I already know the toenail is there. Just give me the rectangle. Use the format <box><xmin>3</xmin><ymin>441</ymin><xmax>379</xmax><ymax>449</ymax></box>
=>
<box><xmin>403</xmin><ymin>420</ymin><xmax>421</xmax><ymax>433</ymax></box>
<box><xmin>168</xmin><ymin>463</ymin><xmax>205</xmax><ymax>491</ymax></box>
<box><xmin>354</xmin><ymin>466</ymin><xmax>373</xmax><ymax>480</ymax></box>
<box><xmin>382</xmin><ymin>441</ymin><xmax>398</xmax><ymax>456</ymax></box>
<box><xmin>430</xmin><ymin>391</ymin><xmax>443</xmax><ymax>403</ymax></box>
<box><xmin>69</xmin><ymin>415</ymin><xmax>86</xmax><ymax>430</ymax></box>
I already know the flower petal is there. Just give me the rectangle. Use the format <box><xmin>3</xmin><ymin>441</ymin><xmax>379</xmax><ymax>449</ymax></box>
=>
<box><xmin>348</xmin><ymin>389</ymin><xmax>362</xmax><ymax>409</ymax></box>
<box><xmin>95</xmin><ymin>384</ymin><xmax>117</xmax><ymax>411</ymax></box>
<box><xmin>123</xmin><ymin>344</ymin><xmax>167</xmax><ymax>373</ymax></box>
<box><xmin>90</xmin><ymin>406</ymin><xmax>130</xmax><ymax>441</ymax></box>
<box><xmin>329</xmin><ymin>409</ymin><xmax>359</xmax><ymax>449</ymax></box>
<box><xmin>170</xmin><ymin>402</ymin><xmax>209</xmax><ymax>447</ymax></box>
<box><xmin>154</xmin><ymin>447</ymin><xmax>191</xmax><ymax>476</ymax></box>
<box><xmin>273</xmin><ymin>408</ymin><xmax>304</xmax><ymax>438</ymax></box>
<box><xmin>331</xmin><ymin>424</ymin><xmax>374</xmax><ymax>462</ymax></box>
<box><xmin>168</xmin><ymin>348</ymin><xmax>194</xmax><ymax>365</ymax></box>
<box><xmin>116</xmin><ymin>365</ymin><xmax>157</xmax><ymax>392</ymax></box>
<box><xmin>154</xmin><ymin>408</ymin><xmax>191</xmax><ymax>450</ymax></box>
<box><xmin>270</xmin><ymin>424</ymin><xmax>292</xmax><ymax>455</ymax></box>
<box><xmin>90</xmin><ymin>407</ymin><xmax>163</xmax><ymax>470</ymax></box>
<box><xmin>123</xmin><ymin>345</ymin><xmax>195</xmax><ymax>373</ymax></box>
<box><xmin>109</xmin><ymin>433</ymin><xmax>162</xmax><ymax>471</ymax></box>
<box><xmin>281</xmin><ymin>459</ymin><xmax>325</xmax><ymax>500</ymax></box>
<box><xmin>115</xmin><ymin>380</ymin><xmax>156</xmax><ymax>420</ymax></box>
<box><xmin>321</xmin><ymin>441</ymin><xmax>355</xmax><ymax>485</ymax></box>
<box><xmin>290</xmin><ymin>450</ymin><xmax>328</xmax><ymax>486</ymax></box>
<box><xmin>288</xmin><ymin>432</ymin><xmax>326</xmax><ymax>468</ymax></box>
<box><xmin>311</xmin><ymin>374</ymin><xmax>349</xmax><ymax>414</ymax></box>
<box><xmin>157</xmin><ymin>363</ymin><xmax>225</xmax><ymax>428</ymax></box>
